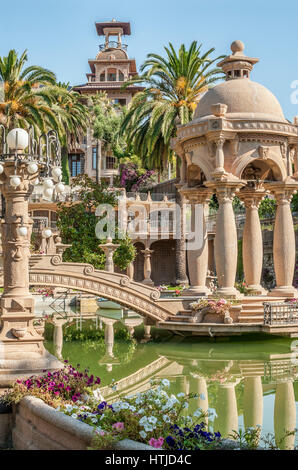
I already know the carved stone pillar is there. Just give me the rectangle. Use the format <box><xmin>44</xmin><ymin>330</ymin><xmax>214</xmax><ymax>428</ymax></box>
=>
<box><xmin>141</xmin><ymin>248</ymin><xmax>154</xmax><ymax>286</ymax></box>
<box><xmin>126</xmin><ymin>261</ymin><xmax>134</xmax><ymax>280</ymax></box>
<box><xmin>239</xmin><ymin>185</ymin><xmax>267</xmax><ymax>295</ymax></box>
<box><xmin>214</xmin><ymin>137</ymin><xmax>225</xmax><ymax>175</ymax></box>
<box><xmin>243</xmin><ymin>377</ymin><xmax>263</xmax><ymax>431</ymax></box>
<box><xmin>52</xmin><ymin>317</ymin><xmax>68</xmax><ymax>361</ymax></box>
<box><xmin>274</xmin><ymin>380</ymin><xmax>296</xmax><ymax>450</ymax></box>
<box><xmin>206</xmin><ymin>180</ymin><xmax>244</xmax><ymax>297</ymax></box>
<box><xmin>0</xmin><ymin>162</ymin><xmax>61</xmax><ymax>384</ymax></box>
<box><xmin>182</xmin><ymin>187</ymin><xmax>213</xmax><ymax>295</ymax></box>
<box><xmin>265</xmin><ymin>181</ymin><xmax>298</xmax><ymax>297</ymax></box>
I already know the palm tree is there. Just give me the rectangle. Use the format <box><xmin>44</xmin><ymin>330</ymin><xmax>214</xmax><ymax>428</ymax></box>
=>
<box><xmin>0</xmin><ymin>49</ymin><xmax>58</xmax><ymax>132</ymax></box>
<box><xmin>45</xmin><ymin>82</ymin><xmax>90</xmax><ymax>183</ymax></box>
<box><xmin>121</xmin><ymin>41</ymin><xmax>224</xmax><ymax>173</ymax></box>
<box><xmin>121</xmin><ymin>41</ymin><xmax>224</xmax><ymax>285</ymax></box>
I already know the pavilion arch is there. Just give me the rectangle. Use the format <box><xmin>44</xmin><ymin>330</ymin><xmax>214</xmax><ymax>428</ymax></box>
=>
<box><xmin>232</xmin><ymin>152</ymin><xmax>286</xmax><ymax>181</ymax></box>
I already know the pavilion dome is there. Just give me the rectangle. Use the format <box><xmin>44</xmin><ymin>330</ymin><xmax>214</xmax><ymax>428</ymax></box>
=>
<box><xmin>193</xmin><ymin>40</ymin><xmax>286</xmax><ymax>123</ymax></box>
<box><xmin>96</xmin><ymin>48</ymin><xmax>128</xmax><ymax>60</ymax></box>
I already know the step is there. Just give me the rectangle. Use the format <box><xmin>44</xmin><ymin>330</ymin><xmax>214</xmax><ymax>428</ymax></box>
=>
<box><xmin>168</xmin><ymin>315</ymin><xmax>194</xmax><ymax>322</ymax></box>
<box><xmin>238</xmin><ymin>315</ymin><xmax>263</xmax><ymax>324</ymax></box>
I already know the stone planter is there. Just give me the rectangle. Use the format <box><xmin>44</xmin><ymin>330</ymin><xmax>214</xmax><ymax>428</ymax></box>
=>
<box><xmin>190</xmin><ymin>307</ymin><xmax>233</xmax><ymax>324</ymax></box>
<box><xmin>10</xmin><ymin>396</ymin><xmax>154</xmax><ymax>450</ymax></box>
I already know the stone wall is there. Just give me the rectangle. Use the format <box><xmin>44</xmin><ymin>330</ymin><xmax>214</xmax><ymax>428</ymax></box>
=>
<box><xmin>3</xmin><ymin>396</ymin><xmax>153</xmax><ymax>450</ymax></box>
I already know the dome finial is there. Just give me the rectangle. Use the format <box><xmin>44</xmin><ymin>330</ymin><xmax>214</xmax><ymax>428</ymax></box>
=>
<box><xmin>231</xmin><ymin>40</ymin><xmax>245</xmax><ymax>54</ymax></box>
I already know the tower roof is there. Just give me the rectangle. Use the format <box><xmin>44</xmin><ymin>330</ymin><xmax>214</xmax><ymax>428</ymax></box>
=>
<box><xmin>95</xmin><ymin>20</ymin><xmax>131</xmax><ymax>36</ymax></box>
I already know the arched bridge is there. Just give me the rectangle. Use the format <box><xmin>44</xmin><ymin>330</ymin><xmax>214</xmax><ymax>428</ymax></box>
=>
<box><xmin>26</xmin><ymin>255</ymin><xmax>175</xmax><ymax>322</ymax></box>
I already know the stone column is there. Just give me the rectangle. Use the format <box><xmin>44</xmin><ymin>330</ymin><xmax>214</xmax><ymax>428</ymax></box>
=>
<box><xmin>52</xmin><ymin>317</ymin><xmax>68</xmax><ymax>361</ymax></box>
<box><xmin>239</xmin><ymin>185</ymin><xmax>267</xmax><ymax>295</ymax></box>
<box><xmin>206</xmin><ymin>180</ymin><xmax>244</xmax><ymax>297</ymax></box>
<box><xmin>182</xmin><ymin>188</ymin><xmax>212</xmax><ymax>295</ymax></box>
<box><xmin>141</xmin><ymin>248</ymin><xmax>154</xmax><ymax>286</ymax></box>
<box><xmin>274</xmin><ymin>380</ymin><xmax>296</xmax><ymax>450</ymax></box>
<box><xmin>243</xmin><ymin>377</ymin><xmax>263</xmax><ymax>431</ymax></box>
<box><xmin>126</xmin><ymin>261</ymin><xmax>134</xmax><ymax>280</ymax></box>
<box><xmin>98</xmin><ymin>237</ymin><xmax>120</xmax><ymax>273</ymax></box>
<box><xmin>0</xmin><ymin>162</ymin><xmax>61</xmax><ymax>384</ymax></box>
<box><xmin>265</xmin><ymin>181</ymin><xmax>298</xmax><ymax>297</ymax></box>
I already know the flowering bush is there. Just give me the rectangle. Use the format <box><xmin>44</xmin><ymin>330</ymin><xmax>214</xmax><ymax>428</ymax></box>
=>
<box><xmin>165</xmin><ymin>423</ymin><xmax>221</xmax><ymax>450</ymax></box>
<box><xmin>3</xmin><ymin>362</ymin><xmax>100</xmax><ymax>408</ymax></box>
<box><xmin>38</xmin><ymin>287</ymin><xmax>54</xmax><ymax>298</ymax></box>
<box><xmin>120</xmin><ymin>163</ymin><xmax>155</xmax><ymax>192</ymax></box>
<box><xmin>58</xmin><ymin>378</ymin><xmax>215</xmax><ymax>450</ymax></box>
<box><xmin>190</xmin><ymin>298</ymin><xmax>232</xmax><ymax>316</ymax></box>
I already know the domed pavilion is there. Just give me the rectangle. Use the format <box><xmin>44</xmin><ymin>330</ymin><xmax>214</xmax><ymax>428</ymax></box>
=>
<box><xmin>173</xmin><ymin>41</ymin><xmax>298</xmax><ymax>299</ymax></box>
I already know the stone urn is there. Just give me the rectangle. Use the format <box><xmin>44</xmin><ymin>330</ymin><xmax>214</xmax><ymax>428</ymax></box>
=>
<box><xmin>11</xmin><ymin>327</ymin><xmax>27</xmax><ymax>339</ymax></box>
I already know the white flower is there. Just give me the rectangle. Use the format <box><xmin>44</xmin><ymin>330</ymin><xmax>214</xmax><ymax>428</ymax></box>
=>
<box><xmin>91</xmin><ymin>417</ymin><xmax>98</xmax><ymax>424</ymax></box>
<box><xmin>183</xmin><ymin>402</ymin><xmax>189</xmax><ymax>409</ymax></box>
<box><xmin>137</xmin><ymin>408</ymin><xmax>145</xmax><ymax>415</ymax></box>
<box><xmin>93</xmin><ymin>388</ymin><xmax>104</xmax><ymax>401</ymax></box>
<box><xmin>193</xmin><ymin>408</ymin><xmax>202</xmax><ymax>418</ymax></box>
<box><xmin>199</xmin><ymin>393</ymin><xmax>206</xmax><ymax>401</ymax></box>
<box><xmin>148</xmin><ymin>416</ymin><xmax>157</xmax><ymax>425</ymax></box>
<box><xmin>121</xmin><ymin>402</ymin><xmax>129</xmax><ymax>409</ymax></box>
<box><xmin>129</xmin><ymin>405</ymin><xmax>136</xmax><ymax>412</ymax></box>
<box><xmin>161</xmin><ymin>379</ymin><xmax>170</xmax><ymax>388</ymax></box>
<box><xmin>139</xmin><ymin>431</ymin><xmax>147</xmax><ymax>439</ymax></box>
<box><xmin>71</xmin><ymin>413</ymin><xmax>78</xmax><ymax>419</ymax></box>
<box><xmin>163</xmin><ymin>414</ymin><xmax>170</xmax><ymax>423</ymax></box>
<box><xmin>177</xmin><ymin>393</ymin><xmax>185</xmax><ymax>398</ymax></box>
<box><xmin>144</xmin><ymin>424</ymin><xmax>154</xmax><ymax>432</ymax></box>
<box><xmin>139</xmin><ymin>416</ymin><xmax>148</xmax><ymax>426</ymax></box>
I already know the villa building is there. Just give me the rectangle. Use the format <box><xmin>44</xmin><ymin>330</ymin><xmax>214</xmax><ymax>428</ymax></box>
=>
<box><xmin>71</xmin><ymin>20</ymin><xmax>143</xmax><ymax>184</ymax></box>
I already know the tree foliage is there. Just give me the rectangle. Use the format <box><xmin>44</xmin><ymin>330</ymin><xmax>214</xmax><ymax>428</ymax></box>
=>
<box><xmin>56</xmin><ymin>175</ymin><xmax>135</xmax><ymax>270</ymax></box>
<box><xmin>121</xmin><ymin>42</ymin><xmax>224</xmax><ymax>171</ymax></box>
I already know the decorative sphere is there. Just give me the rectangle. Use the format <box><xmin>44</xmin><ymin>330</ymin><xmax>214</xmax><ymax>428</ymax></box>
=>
<box><xmin>0</xmin><ymin>163</ymin><xmax>4</xmax><ymax>175</ymax></box>
<box><xmin>27</xmin><ymin>162</ymin><xmax>38</xmax><ymax>174</ymax></box>
<box><xmin>52</xmin><ymin>167</ymin><xmax>62</xmax><ymax>182</ymax></box>
<box><xmin>17</xmin><ymin>226</ymin><xmax>28</xmax><ymax>237</ymax></box>
<box><xmin>43</xmin><ymin>187</ymin><xmax>53</xmax><ymax>199</ymax></box>
<box><xmin>231</xmin><ymin>40</ymin><xmax>245</xmax><ymax>54</ymax></box>
<box><xmin>43</xmin><ymin>178</ymin><xmax>54</xmax><ymax>189</ymax></box>
<box><xmin>44</xmin><ymin>229</ymin><xmax>52</xmax><ymax>239</ymax></box>
<box><xmin>7</xmin><ymin>128</ymin><xmax>29</xmax><ymax>151</ymax></box>
<box><xmin>10</xmin><ymin>175</ymin><xmax>21</xmax><ymax>187</ymax></box>
<box><xmin>55</xmin><ymin>182</ymin><xmax>65</xmax><ymax>194</ymax></box>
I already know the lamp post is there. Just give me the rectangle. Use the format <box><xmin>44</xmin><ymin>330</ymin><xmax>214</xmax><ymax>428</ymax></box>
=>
<box><xmin>0</xmin><ymin>126</ymin><xmax>64</xmax><ymax>385</ymax></box>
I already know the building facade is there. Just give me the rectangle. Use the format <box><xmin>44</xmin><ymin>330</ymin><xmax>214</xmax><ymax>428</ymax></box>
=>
<box><xmin>72</xmin><ymin>20</ymin><xmax>143</xmax><ymax>184</ymax></box>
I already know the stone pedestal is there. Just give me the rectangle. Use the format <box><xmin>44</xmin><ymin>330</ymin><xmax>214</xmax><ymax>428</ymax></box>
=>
<box><xmin>141</xmin><ymin>248</ymin><xmax>154</xmax><ymax>286</ymax></box>
<box><xmin>206</xmin><ymin>180</ymin><xmax>244</xmax><ymax>298</ymax></box>
<box><xmin>239</xmin><ymin>185</ymin><xmax>267</xmax><ymax>295</ymax></box>
<box><xmin>98</xmin><ymin>237</ymin><xmax>120</xmax><ymax>273</ymax></box>
<box><xmin>265</xmin><ymin>181</ymin><xmax>298</xmax><ymax>297</ymax></box>
<box><xmin>181</xmin><ymin>188</ymin><xmax>212</xmax><ymax>295</ymax></box>
<box><xmin>0</xmin><ymin>162</ymin><xmax>61</xmax><ymax>386</ymax></box>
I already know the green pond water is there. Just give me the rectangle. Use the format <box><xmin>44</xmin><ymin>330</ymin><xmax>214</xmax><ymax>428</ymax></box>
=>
<box><xmin>43</xmin><ymin>308</ymin><xmax>298</xmax><ymax>449</ymax></box>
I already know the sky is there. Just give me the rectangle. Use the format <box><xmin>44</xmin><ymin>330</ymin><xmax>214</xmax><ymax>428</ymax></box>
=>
<box><xmin>1</xmin><ymin>0</ymin><xmax>298</xmax><ymax>119</ymax></box>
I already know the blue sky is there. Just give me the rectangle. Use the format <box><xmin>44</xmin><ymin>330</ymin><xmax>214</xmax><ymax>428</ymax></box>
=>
<box><xmin>1</xmin><ymin>0</ymin><xmax>298</xmax><ymax>119</ymax></box>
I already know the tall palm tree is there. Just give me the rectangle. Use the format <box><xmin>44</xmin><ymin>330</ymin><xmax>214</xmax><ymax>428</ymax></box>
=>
<box><xmin>45</xmin><ymin>82</ymin><xmax>90</xmax><ymax>183</ymax></box>
<box><xmin>0</xmin><ymin>49</ymin><xmax>58</xmax><ymax>132</ymax></box>
<box><xmin>121</xmin><ymin>41</ymin><xmax>224</xmax><ymax>285</ymax></box>
<box><xmin>121</xmin><ymin>41</ymin><xmax>224</xmax><ymax>172</ymax></box>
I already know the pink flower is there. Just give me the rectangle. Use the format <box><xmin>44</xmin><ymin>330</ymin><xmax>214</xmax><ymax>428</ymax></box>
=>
<box><xmin>149</xmin><ymin>437</ymin><xmax>164</xmax><ymax>448</ymax></box>
<box><xmin>112</xmin><ymin>422</ymin><xmax>125</xmax><ymax>431</ymax></box>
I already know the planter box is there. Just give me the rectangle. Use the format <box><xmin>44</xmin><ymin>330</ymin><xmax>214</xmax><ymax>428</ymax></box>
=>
<box><xmin>11</xmin><ymin>396</ymin><xmax>154</xmax><ymax>450</ymax></box>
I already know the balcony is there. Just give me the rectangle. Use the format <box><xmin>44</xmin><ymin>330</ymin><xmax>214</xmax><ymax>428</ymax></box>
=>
<box><xmin>99</xmin><ymin>41</ymin><xmax>128</xmax><ymax>52</ymax></box>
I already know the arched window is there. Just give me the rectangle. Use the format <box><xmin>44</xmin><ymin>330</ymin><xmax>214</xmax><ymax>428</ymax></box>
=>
<box><xmin>107</xmin><ymin>68</ymin><xmax>117</xmax><ymax>81</ymax></box>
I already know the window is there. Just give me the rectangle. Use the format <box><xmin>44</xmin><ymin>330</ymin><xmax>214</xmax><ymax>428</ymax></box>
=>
<box><xmin>113</xmin><ymin>98</ymin><xmax>126</xmax><ymax>106</ymax></box>
<box><xmin>100</xmin><ymin>72</ymin><xmax>105</xmax><ymax>82</ymax></box>
<box><xmin>92</xmin><ymin>147</ymin><xmax>97</xmax><ymax>170</ymax></box>
<box><xmin>119</xmin><ymin>71</ymin><xmax>124</xmax><ymax>81</ymax></box>
<box><xmin>106</xmin><ymin>156</ymin><xmax>116</xmax><ymax>170</ymax></box>
<box><xmin>69</xmin><ymin>155</ymin><xmax>84</xmax><ymax>177</ymax></box>
<box><xmin>107</xmin><ymin>68</ymin><xmax>117</xmax><ymax>81</ymax></box>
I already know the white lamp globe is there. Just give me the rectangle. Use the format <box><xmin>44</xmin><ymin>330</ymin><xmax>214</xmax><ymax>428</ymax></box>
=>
<box><xmin>55</xmin><ymin>182</ymin><xmax>65</xmax><ymax>194</ymax></box>
<box><xmin>0</xmin><ymin>163</ymin><xmax>4</xmax><ymax>175</ymax></box>
<box><xmin>43</xmin><ymin>188</ymin><xmax>53</xmax><ymax>199</ymax></box>
<box><xmin>7</xmin><ymin>128</ymin><xmax>29</xmax><ymax>151</ymax></box>
<box><xmin>10</xmin><ymin>175</ymin><xmax>21</xmax><ymax>187</ymax></box>
<box><xmin>43</xmin><ymin>178</ymin><xmax>54</xmax><ymax>189</ymax></box>
<box><xmin>17</xmin><ymin>226</ymin><xmax>28</xmax><ymax>237</ymax></box>
<box><xmin>44</xmin><ymin>229</ymin><xmax>52</xmax><ymax>239</ymax></box>
<box><xmin>52</xmin><ymin>167</ymin><xmax>62</xmax><ymax>182</ymax></box>
<box><xmin>27</xmin><ymin>162</ymin><xmax>38</xmax><ymax>174</ymax></box>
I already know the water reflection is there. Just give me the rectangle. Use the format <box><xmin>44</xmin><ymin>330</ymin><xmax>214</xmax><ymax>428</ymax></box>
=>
<box><xmin>43</xmin><ymin>309</ymin><xmax>298</xmax><ymax>449</ymax></box>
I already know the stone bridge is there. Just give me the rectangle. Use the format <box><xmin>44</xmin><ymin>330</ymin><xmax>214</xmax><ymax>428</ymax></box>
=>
<box><xmin>25</xmin><ymin>255</ymin><xmax>177</xmax><ymax>322</ymax></box>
